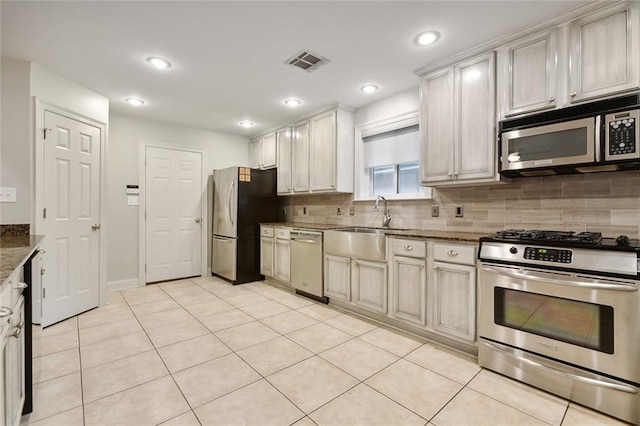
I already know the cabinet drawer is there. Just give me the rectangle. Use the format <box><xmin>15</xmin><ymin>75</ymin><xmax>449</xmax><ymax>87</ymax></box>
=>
<box><xmin>275</xmin><ymin>228</ymin><xmax>290</xmax><ymax>240</ymax></box>
<box><xmin>260</xmin><ymin>226</ymin><xmax>274</xmax><ymax>237</ymax></box>
<box><xmin>391</xmin><ymin>238</ymin><xmax>426</xmax><ymax>258</ymax></box>
<box><xmin>433</xmin><ymin>242</ymin><xmax>476</xmax><ymax>265</ymax></box>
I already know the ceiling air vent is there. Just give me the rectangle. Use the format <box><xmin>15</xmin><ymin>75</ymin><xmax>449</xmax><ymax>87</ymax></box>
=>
<box><xmin>286</xmin><ymin>50</ymin><xmax>330</xmax><ymax>73</ymax></box>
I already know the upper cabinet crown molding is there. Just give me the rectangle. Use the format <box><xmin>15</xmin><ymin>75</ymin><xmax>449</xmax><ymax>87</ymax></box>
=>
<box><xmin>413</xmin><ymin>1</ymin><xmax>626</xmax><ymax>78</ymax></box>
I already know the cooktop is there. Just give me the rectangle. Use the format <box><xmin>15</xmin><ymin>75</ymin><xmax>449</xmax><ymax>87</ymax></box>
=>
<box><xmin>483</xmin><ymin>229</ymin><xmax>640</xmax><ymax>252</ymax></box>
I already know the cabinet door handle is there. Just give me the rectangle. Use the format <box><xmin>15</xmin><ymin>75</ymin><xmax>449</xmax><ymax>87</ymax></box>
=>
<box><xmin>0</xmin><ymin>307</ymin><xmax>13</xmax><ymax>318</ymax></box>
<box><xmin>433</xmin><ymin>265</ymin><xmax>439</xmax><ymax>270</ymax></box>
<box><xmin>452</xmin><ymin>172</ymin><xmax>458</xmax><ymax>179</ymax></box>
<box><xmin>404</xmin><ymin>245</ymin><xmax>413</xmax><ymax>251</ymax></box>
<box><xmin>548</xmin><ymin>96</ymin><xmax>555</xmax><ymax>102</ymax></box>
<box><xmin>91</xmin><ymin>224</ymin><xmax>101</xmax><ymax>230</ymax></box>
<box><xmin>195</xmin><ymin>218</ymin><xmax>201</xmax><ymax>224</ymax></box>
<box><xmin>9</xmin><ymin>327</ymin><xmax>21</xmax><ymax>338</ymax></box>
<box><xmin>14</xmin><ymin>282</ymin><xmax>28</xmax><ymax>289</ymax></box>
<box><xmin>447</xmin><ymin>250</ymin><xmax>459</xmax><ymax>256</ymax></box>
<box><xmin>14</xmin><ymin>320</ymin><xmax>25</xmax><ymax>330</ymax></box>
<box><xmin>570</xmin><ymin>91</ymin><xmax>577</xmax><ymax>97</ymax></box>
<box><xmin>447</xmin><ymin>172</ymin><xmax>453</xmax><ymax>178</ymax></box>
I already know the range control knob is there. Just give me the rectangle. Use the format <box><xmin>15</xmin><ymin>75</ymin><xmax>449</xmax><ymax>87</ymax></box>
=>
<box><xmin>509</xmin><ymin>246</ymin><xmax>518</xmax><ymax>254</ymax></box>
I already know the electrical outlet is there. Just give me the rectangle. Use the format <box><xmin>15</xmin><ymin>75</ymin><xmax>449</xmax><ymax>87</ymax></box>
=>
<box><xmin>431</xmin><ymin>205</ymin><xmax>439</xmax><ymax>217</ymax></box>
<box><xmin>282</xmin><ymin>207</ymin><xmax>287</xmax><ymax>216</ymax></box>
<box><xmin>337</xmin><ymin>207</ymin><xmax>342</xmax><ymax>215</ymax></box>
<box><xmin>455</xmin><ymin>204</ymin><xmax>464</xmax><ymax>217</ymax></box>
<box><xmin>349</xmin><ymin>206</ymin><xmax>355</xmax><ymax>216</ymax></box>
<box><xmin>303</xmin><ymin>206</ymin><xmax>307</xmax><ymax>215</ymax></box>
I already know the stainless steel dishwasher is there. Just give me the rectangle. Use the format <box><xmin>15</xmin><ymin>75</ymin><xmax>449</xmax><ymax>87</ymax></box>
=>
<box><xmin>290</xmin><ymin>230</ymin><xmax>325</xmax><ymax>302</ymax></box>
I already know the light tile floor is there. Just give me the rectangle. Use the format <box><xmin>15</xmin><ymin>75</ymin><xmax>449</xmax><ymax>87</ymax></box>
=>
<box><xmin>22</xmin><ymin>276</ymin><xmax>627</xmax><ymax>426</ymax></box>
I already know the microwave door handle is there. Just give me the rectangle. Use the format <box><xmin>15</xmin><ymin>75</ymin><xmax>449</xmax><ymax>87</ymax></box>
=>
<box><xmin>479</xmin><ymin>265</ymin><xmax>638</xmax><ymax>292</ymax></box>
<box><xmin>595</xmin><ymin>115</ymin><xmax>601</xmax><ymax>162</ymax></box>
<box><xmin>479</xmin><ymin>338</ymin><xmax>638</xmax><ymax>394</ymax></box>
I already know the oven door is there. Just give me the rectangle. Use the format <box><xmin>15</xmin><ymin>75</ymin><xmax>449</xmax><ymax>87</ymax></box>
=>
<box><xmin>478</xmin><ymin>262</ymin><xmax>640</xmax><ymax>383</ymax></box>
<box><xmin>501</xmin><ymin>117</ymin><xmax>596</xmax><ymax>172</ymax></box>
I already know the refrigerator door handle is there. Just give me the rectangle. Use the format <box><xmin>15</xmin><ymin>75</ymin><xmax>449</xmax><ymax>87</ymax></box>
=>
<box><xmin>228</xmin><ymin>180</ymin><xmax>235</xmax><ymax>226</ymax></box>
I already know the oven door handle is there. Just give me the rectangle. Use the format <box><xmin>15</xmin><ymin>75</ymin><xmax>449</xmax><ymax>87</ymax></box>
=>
<box><xmin>480</xmin><ymin>338</ymin><xmax>639</xmax><ymax>394</ymax></box>
<box><xmin>480</xmin><ymin>265</ymin><xmax>638</xmax><ymax>292</ymax></box>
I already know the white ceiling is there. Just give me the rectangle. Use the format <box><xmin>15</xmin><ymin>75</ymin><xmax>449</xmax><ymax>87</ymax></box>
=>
<box><xmin>2</xmin><ymin>1</ymin><xmax>586</xmax><ymax>137</ymax></box>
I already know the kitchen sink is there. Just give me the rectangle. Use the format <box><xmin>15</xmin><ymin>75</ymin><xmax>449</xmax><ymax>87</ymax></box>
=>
<box><xmin>324</xmin><ymin>228</ymin><xmax>386</xmax><ymax>261</ymax></box>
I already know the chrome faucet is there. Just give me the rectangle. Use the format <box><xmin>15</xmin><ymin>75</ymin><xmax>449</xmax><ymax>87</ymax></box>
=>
<box><xmin>374</xmin><ymin>195</ymin><xmax>391</xmax><ymax>228</ymax></box>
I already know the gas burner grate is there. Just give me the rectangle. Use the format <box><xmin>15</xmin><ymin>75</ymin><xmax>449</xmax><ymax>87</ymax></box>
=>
<box><xmin>493</xmin><ymin>229</ymin><xmax>603</xmax><ymax>244</ymax></box>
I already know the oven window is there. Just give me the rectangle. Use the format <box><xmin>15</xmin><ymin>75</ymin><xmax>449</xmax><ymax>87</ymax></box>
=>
<box><xmin>508</xmin><ymin>128</ymin><xmax>588</xmax><ymax>162</ymax></box>
<box><xmin>494</xmin><ymin>288</ymin><xmax>614</xmax><ymax>354</ymax></box>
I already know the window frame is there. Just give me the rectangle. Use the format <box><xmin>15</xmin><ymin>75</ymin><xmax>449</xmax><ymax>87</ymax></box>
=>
<box><xmin>354</xmin><ymin>111</ymin><xmax>433</xmax><ymax>201</ymax></box>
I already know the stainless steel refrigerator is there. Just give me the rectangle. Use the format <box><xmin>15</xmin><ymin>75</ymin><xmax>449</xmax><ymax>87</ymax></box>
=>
<box><xmin>211</xmin><ymin>166</ymin><xmax>278</xmax><ymax>284</ymax></box>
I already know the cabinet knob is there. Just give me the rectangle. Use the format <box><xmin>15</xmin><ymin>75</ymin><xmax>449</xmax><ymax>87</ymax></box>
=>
<box><xmin>548</xmin><ymin>96</ymin><xmax>555</xmax><ymax>102</ymax></box>
<box><xmin>452</xmin><ymin>172</ymin><xmax>458</xmax><ymax>179</ymax></box>
<box><xmin>14</xmin><ymin>282</ymin><xmax>28</xmax><ymax>289</ymax></box>
<box><xmin>91</xmin><ymin>224</ymin><xmax>101</xmax><ymax>231</ymax></box>
<box><xmin>447</xmin><ymin>172</ymin><xmax>453</xmax><ymax>178</ymax></box>
<box><xmin>195</xmin><ymin>218</ymin><xmax>201</xmax><ymax>224</ymax></box>
<box><xmin>9</xmin><ymin>327</ymin><xmax>21</xmax><ymax>338</ymax></box>
<box><xmin>404</xmin><ymin>245</ymin><xmax>413</xmax><ymax>251</ymax></box>
<box><xmin>0</xmin><ymin>307</ymin><xmax>13</xmax><ymax>318</ymax></box>
<box><xmin>447</xmin><ymin>250</ymin><xmax>459</xmax><ymax>256</ymax></box>
<box><xmin>570</xmin><ymin>91</ymin><xmax>577</xmax><ymax>97</ymax></box>
<box><xmin>433</xmin><ymin>266</ymin><xmax>439</xmax><ymax>270</ymax></box>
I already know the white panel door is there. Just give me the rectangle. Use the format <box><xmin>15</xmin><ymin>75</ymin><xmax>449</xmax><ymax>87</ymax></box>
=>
<box><xmin>145</xmin><ymin>147</ymin><xmax>203</xmax><ymax>283</ymax></box>
<box><xmin>42</xmin><ymin>111</ymin><xmax>101</xmax><ymax>326</ymax></box>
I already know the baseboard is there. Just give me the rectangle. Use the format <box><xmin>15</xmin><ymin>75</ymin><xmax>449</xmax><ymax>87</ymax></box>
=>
<box><xmin>108</xmin><ymin>278</ymin><xmax>140</xmax><ymax>291</ymax></box>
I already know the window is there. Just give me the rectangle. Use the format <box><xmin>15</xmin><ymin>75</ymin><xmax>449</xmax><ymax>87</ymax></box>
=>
<box><xmin>354</xmin><ymin>111</ymin><xmax>432</xmax><ymax>201</ymax></box>
<box><xmin>364</xmin><ymin>124</ymin><xmax>424</xmax><ymax>197</ymax></box>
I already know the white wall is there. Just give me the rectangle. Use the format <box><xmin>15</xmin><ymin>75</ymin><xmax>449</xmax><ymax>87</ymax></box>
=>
<box><xmin>107</xmin><ymin>114</ymin><xmax>248</xmax><ymax>287</ymax></box>
<box><xmin>0</xmin><ymin>58</ymin><xmax>31</xmax><ymax>224</ymax></box>
<box><xmin>354</xmin><ymin>87</ymin><xmax>419</xmax><ymax>126</ymax></box>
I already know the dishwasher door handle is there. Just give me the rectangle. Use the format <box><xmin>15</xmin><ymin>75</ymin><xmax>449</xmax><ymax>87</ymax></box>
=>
<box><xmin>291</xmin><ymin>238</ymin><xmax>320</xmax><ymax>244</ymax></box>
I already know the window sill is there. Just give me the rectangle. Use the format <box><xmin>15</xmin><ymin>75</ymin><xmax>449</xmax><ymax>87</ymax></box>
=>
<box><xmin>353</xmin><ymin>188</ymin><xmax>434</xmax><ymax>202</ymax></box>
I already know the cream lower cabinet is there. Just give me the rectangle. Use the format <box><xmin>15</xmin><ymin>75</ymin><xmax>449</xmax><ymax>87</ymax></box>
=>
<box><xmin>274</xmin><ymin>229</ymin><xmax>291</xmax><ymax>283</ymax></box>
<box><xmin>4</xmin><ymin>297</ymin><xmax>24</xmax><ymax>426</ymax></box>
<box><xmin>324</xmin><ymin>254</ymin><xmax>351</xmax><ymax>301</ymax></box>
<box><xmin>351</xmin><ymin>260</ymin><xmax>387</xmax><ymax>314</ymax></box>
<box><xmin>390</xmin><ymin>256</ymin><xmax>427</xmax><ymax>327</ymax></box>
<box><xmin>430</xmin><ymin>242</ymin><xmax>477</xmax><ymax>343</ymax></box>
<box><xmin>260</xmin><ymin>226</ymin><xmax>274</xmax><ymax>278</ymax></box>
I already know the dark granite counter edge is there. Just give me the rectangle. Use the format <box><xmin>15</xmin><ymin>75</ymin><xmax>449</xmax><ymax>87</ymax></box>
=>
<box><xmin>260</xmin><ymin>222</ymin><xmax>489</xmax><ymax>242</ymax></box>
<box><xmin>1</xmin><ymin>235</ymin><xmax>45</xmax><ymax>286</ymax></box>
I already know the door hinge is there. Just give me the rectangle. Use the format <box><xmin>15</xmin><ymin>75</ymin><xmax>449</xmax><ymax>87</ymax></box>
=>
<box><xmin>43</xmin><ymin>128</ymin><xmax>51</xmax><ymax>139</ymax></box>
<box><xmin>42</xmin><ymin>288</ymin><xmax>46</xmax><ymax>299</ymax></box>
<box><xmin>145</xmin><ymin>265</ymin><xmax>147</xmax><ymax>272</ymax></box>
<box><xmin>43</xmin><ymin>208</ymin><xmax>47</xmax><ymax>219</ymax></box>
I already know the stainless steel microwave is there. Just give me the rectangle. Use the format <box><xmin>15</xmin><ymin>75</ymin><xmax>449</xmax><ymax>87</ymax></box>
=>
<box><xmin>499</xmin><ymin>94</ymin><xmax>640</xmax><ymax>177</ymax></box>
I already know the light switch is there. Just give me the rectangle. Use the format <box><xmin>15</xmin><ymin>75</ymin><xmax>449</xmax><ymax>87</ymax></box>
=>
<box><xmin>0</xmin><ymin>187</ymin><xmax>16</xmax><ymax>203</ymax></box>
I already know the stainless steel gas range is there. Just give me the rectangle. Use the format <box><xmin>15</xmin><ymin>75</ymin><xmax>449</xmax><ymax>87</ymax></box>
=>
<box><xmin>478</xmin><ymin>230</ymin><xmax>640</xmax><ymax>424</ymax></box>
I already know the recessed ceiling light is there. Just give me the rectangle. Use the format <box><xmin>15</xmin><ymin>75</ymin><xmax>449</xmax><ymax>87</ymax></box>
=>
<box><xmin>284</xmin><ymin>98</ymin><xmax>302</xmax><ymax>107</ymax></box>
<box><xmin>239</xmin><ymin>121</ymin><xmax>255</xmax><ymax>128</ymax></box>
<box><xmin>414</xmin><ymin>31</ymin><xmax>441</xmax><ymax>46</ymax></box>
<box><xmin>360</xmin><ymin>84</ymin><xmax>379</xmax><ymax>94</ymax></box>
<box><xmin>125</xmin><ymin>97</ymin><xmax>145</xmax><ymax>106</ymax></box>
<box><xmin>146</xmin><ymin>57</ymin><xmax>172</xmax><ymax>69</ymax></box>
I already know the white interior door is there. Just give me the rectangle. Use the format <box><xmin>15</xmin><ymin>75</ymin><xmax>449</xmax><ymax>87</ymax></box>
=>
<box><xmin>42</xmin><ymin>110</ymin><xmax>101</xmax><ymax>327</ymax></box>
<box><xmin>145</xmin><ymin>147</ymin><xmax>203</xmax><ymax>283</ymax></box>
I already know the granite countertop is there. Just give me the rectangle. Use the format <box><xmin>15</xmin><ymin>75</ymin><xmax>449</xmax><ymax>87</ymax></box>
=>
<box><xmin>1</xmin><ymin>235</ymin><xmax>45</xmax><ymax>285</ymax></box>
<box><xmin>260</xmin><ymin>222</ymin><xmax>489</xmax><ymax>242</ymax></box>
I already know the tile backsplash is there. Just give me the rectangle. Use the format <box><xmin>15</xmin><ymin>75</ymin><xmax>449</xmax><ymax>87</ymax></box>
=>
<box><xmin>280</xmin><ymin>171</ymin><xmax>640</xmax><ymax>239</ymax></box>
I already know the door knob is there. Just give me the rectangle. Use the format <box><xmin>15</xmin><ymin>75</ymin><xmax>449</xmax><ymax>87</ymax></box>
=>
<box><xmin>195</xmin><ymin>218</ymin><xmax>201</xmax><ymax>224</ymax></box>
<box><xmin>91</xmin><ymin>224</ymin><xmax>101</xmax><ymax>230</ymax></box>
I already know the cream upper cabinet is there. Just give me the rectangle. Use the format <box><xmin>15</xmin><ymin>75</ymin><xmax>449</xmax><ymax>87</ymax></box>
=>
<box><xmin>260</xmin><ymin>132</ymin><xmax>277</xmax><ymax>169</ymax></box>
<box><xmin>569</xmin><ymin>2</ymin><xmax>639</xmax><ymax>104</ymax></box>
<box><xmin>420</xmin><ymin>51</ymin><xmax>497</xmax><ymax>186</ymax></box>
<box><xmin>249</xmin><ymin>138</ymin><xmax>261</xmax><ymax>169</ymax></box>
<box><xmin>250</xmin><ymin>133</ymin><xmax>276</xmax><ymax>170</ymax></box>
<box><xmin>276</xmin><ymin>126</ymin><xmax>293</xmax><ymax>194</ymax></box>
<box><xmin>420</xmin><ymin>68</ymin><xmax>455</xmax><ymax>184</ymax></box>
<box><xmin>498</xmin><ymin>28</ymin><xmax>558</xmax><ymax>118</ymax></box>
<box><xmin>286</xmin><ymin>106</ymin><xmax>354</xmax><ymax>195</ymax></box>
<box><xmin>309</xmin><ymin>110</ymin><xmax>337</xmax><ymax>191</ymax></box>
<box><xmin>292</xmin><ymin>120</ymin><xmax>310</xmax><ymax>193</ymax></box>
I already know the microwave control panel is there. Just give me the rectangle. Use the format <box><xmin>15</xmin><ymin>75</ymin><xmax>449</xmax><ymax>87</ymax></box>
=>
<box><xmin>605</xmin><ymin>109</ymin><xmax>639</xmax><ymax>161</ymax></box>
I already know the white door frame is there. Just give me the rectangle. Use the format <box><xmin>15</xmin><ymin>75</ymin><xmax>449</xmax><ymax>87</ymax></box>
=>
<box><xmin>138</xmin><ymin>140</ymin><xmax>207</xmax><ymax>286</ymax></box>
<box><xmin>34</xmin><ymin>98</ymin><xmax>109</xmax><ymax>307</ymax></box>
